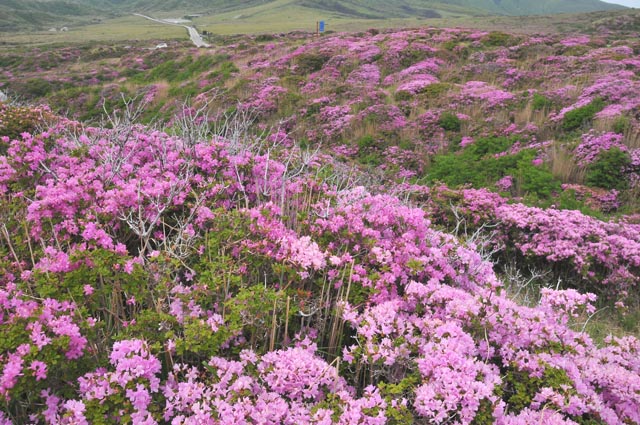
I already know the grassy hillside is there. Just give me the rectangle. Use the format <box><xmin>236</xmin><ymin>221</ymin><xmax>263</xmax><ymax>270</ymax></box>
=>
<box><xmin>0</xmin><ymin>0</ymin><xmax>625</xmax><ymax>31</ymax></box>
<box><xmin>0</xmin><ymin>0</ymin><xmax>108</xmax><ymax>31</ymax></box>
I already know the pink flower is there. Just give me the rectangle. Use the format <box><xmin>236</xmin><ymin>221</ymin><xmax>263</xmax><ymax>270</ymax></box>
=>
<box><xmin>29</xmin><ymin>361</ymin><xmax>47</xmax><ymax>381</ymax></box>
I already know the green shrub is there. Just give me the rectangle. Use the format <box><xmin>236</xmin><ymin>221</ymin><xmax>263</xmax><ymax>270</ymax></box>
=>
<box><xmin>294</xmin><ymin>53</ymin><xmax>329</xmax><ymax>74</ymax></box>
<box><xmin>555</xmin><ymin>190</ymin><xmax>603</xmax><ymax>219</ymax></box>
<box><xmin>503</xmin><ymin>365</ymin><xmax>573</xmax><ymax>414</ymax></box>
<box><xmin>358</xmin><ymin>152</ymin><xmax>383</xmax><ymax>166</ymax></box>
<box><xmin>281</xmin><ymin>75</ymin><xmax>305</xmax><ymax>89</ymax></box>
<box><xmin>357</xmin><ymin>135</ymin><xmax>377</xmax><ymax>150</ymax></box>
<box><xmin>255</xmin><ymin>33</ymin><xmax>276</xmax><ymax>42</ymax></box>
<box><xmin>561</xmin><ymin>98</ymin><xmax>605</xmax><ymax>131</ymax></box>
<box><xmin>213</xmin><ymin>61</ymin><xmax>239</xmax><ymax>81</ymax></box>
<box><xmin>356</xmin><ymin>135</ymin><xmax>384</xmax><ymax>166</ymax></box>
<box><xmin>442</xmin><ymin>40</ymin><xmax>458</xmax><ymax>51</ymax></box>
<box><xmin>278</xmin><ymin>91</ymin><xmax>303</xmax><ymax>116</ymax></box>
<box><xmin>438</xmin><ymin>111</ymin><xmax>461</xmax><ymax>132</ymax></box>
<box><xmin>585</xmin><ymin>147</ymin><xmax>630</xmax><ymax>190</ymax></box>
<box><xmin>466</xmin><ymin>136</ymin><xmax>515</xmax><ymax>157</ymax></box>
<box><xmin>484</xmin><ymin>31</ymin><xmax>518</xmax><ymax>47</ymax></box>
<box><xmin>517</xmin><ymin>158</ymin><xmax>561</xmax><ymax>198</ymax></box>
<box><xmin>421</xmin><ymin>83</ymin><xmax>450</xmax><ymax>98</ymax></box>
<box><xmin>399</xmin><ymin>49</ymin><xmax>429</xmax><ymax>68</ymax></box>
<box><xmin>398</xmin><ymin>139</ymin><xmax>415</xmax><ymax>151</ymax></box>
<box><xmin>425</xmin><ymin>137</ymin><xmax>561</xmax><ymax>199</ymax></box>
<box><xmin>394</xmin><ymin>90</ymin><xmax>413</xmax><ymax>102</ymax></box>
<box><xmin>563</xmin><ymin>45</ymin><xmax>589</xmax><ymax>56</ymax></box>
<box><xmin>531</xmin><ymin>93</ymin><xmax>552</xmax><ymax>111</ymax></box>
<box><xmin>24</xmin><ymin>78</ymin><xmax>52</xmax><ymax>97</ymax></box>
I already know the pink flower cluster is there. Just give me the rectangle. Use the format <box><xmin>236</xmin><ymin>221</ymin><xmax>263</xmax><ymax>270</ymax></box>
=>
<box><xmin>0</xmin><ymin>280</ymin><xmax>88</xmax><ymax>400</ymax></box>
<box><xmin>459</xmin><ymin>81</ymin><xmax>515</xmax><ymax>108</ymax></box>
<box><xmin>574</xmin><ymin>131</ymin><xmax>626</xmax><ymax>165</ymax></box>
<box><xmin>439</xmin><ymin>188</ymin><xmax>640</xmax><ymax>295</ymax></box>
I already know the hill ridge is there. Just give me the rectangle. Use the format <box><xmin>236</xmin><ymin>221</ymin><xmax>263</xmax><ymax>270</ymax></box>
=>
<box><xmin>0</xmin><ymin>0</ymin><xmax>626</xmax><ymax>31</ymax></box>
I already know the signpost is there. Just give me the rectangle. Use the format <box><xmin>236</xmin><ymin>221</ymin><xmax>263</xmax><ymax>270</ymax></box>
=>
<box><xmin>316</xmin><ymin>20</ymin><xmax>325</xmax><ymax>36</ymax></box>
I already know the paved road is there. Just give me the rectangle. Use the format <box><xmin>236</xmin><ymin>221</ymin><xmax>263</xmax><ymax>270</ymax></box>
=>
<box><xmin>134</xmin><ymin>13</ymin><xmax>210</xmax><ymax>48</ymax></box>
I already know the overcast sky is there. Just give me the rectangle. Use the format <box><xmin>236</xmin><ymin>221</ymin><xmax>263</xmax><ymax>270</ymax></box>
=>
<box><xmin>600</xmin><ymin>0</ymin><xmax>639</xmax><ymax>7</ymax></box>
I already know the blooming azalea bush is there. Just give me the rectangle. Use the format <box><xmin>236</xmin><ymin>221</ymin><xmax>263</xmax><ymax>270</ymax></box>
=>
<box><xmin>1</xmin><ymin>19</ymin><xmax>640</xmax><ymax>424</ymax></box>
<box><xmin>424</xmin><ymin>187</ymin><xmax>640</xmax><ymax>299</ymax></box>
<box><xmin>0</xmin><ymin>109</ymin><xmax>638</xmax><ymax>423</ymax></box>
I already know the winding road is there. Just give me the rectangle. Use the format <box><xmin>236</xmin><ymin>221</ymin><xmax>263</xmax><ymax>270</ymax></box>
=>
<box><xmin>134</xmin><ymin>13</ymin><xmax>210</xmax><ymax>48</ymax></box>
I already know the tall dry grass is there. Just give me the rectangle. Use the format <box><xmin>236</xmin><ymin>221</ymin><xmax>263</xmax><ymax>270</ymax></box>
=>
<box><xmin>549</xmin><ymin>144</ymin><xmax>585</xmax><ymax>184</ymax></box>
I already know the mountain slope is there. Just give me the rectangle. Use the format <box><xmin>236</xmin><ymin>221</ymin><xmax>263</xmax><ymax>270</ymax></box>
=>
<box><xmin>111</xmin><ymin>0</ymin><xmax>625</xmax><ymax>17</ymax></box>
<box><xmin>0</xmin><ymin>0</ymin><xmax>626</xmax><ymax>31</ymax></box>
<box><xmin>437</xmin><ymin>0</ymin><xmax>627</xmax><ymax>15</ymax></box>
<box><xmin>0</xmin><ymin>0</ymin><xmax>116</xmax><ymax>31</ymax></box>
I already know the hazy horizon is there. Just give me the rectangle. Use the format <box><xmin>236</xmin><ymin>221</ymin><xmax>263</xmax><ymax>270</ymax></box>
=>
<box><xmin>601</xmin><ymin>0</ymin><xmax>639</xmax><ymax>7</ymax></box>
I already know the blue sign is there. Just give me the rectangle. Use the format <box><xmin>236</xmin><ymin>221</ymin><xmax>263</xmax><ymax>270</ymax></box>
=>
<box><xmin>319</xmin><ymin>21</ymin><xmax>325</xmax><ymax>32</ymax></box>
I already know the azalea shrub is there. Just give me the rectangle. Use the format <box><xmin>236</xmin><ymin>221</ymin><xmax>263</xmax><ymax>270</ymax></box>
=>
<box><xmin>0</xmin><ymin>18</ymin><xmax>640</xmax><ymax>424</ymax></box>
<box><xmin>0</xmin><ymin>105</ymin><xmax>638</xmax><ymax>424</ymax></box>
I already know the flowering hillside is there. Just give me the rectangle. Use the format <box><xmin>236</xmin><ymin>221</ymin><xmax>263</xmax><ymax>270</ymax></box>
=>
<box><xmin>1</xmin><ymin>18</ymin><xmax>640</xmax><ymax>424</ymax></box>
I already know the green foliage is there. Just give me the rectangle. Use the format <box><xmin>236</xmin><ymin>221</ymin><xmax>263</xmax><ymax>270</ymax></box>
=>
<box><xmin>255</xmin><ymin>33</ymin><xmax>276</xmax><ymax>42</ymax></box>
<box><xmin>56</xmin><ymin>249</ymin><xmax>149</xmax><ymax>330</ymax></box>
<box><xmin>194</xmin><ymin>213</ymin><xmax>247</xmax><ymax>296</ymax></box>
<box><xmin>310</xmin><ymin>392</ymin><xmax>344</xmax><ymax>422</ymax></box>
<box><xmin>358</xmin><ymin>151</ymin><xmax>383</xmax><ymax>166</ymax></box>
<box><xmin>356</xmin><ymin>135</ymin><xmax>384</xmax><ymax>166</ymax></box>
<box><xmin>421</xmin><ymin>82</ymin><xmax>451</xmax><ymax>98</ymax></box>
<box><xmin>294</xmin><ymin>53</ymin><xmax>329</xmax><ymax>74</ymax></box>
<box><xmin>278</xmin><ymin>91</ymin><xmax>303</xmax><ymax>116</ymax></box>
<box><xmin>483</xmin><ymin>31</ymin><xmax>518</xmax><ymax>47</ymax></box>
<box><xmin>555</xmin><ymin>189</ymin><xmax>604</xmax><ymax>219</ymax></box>
<box><xmin>561</xmin><ymin>98</ymin><xmax>605</xmax><ymax>131</ymax></box>
<box><xmin>425</xmin><ymin>137</ymin><xmax>560</xmax><ymax>198</ymax></box>
<box><xmin>517</xmin><ymin>156</ymin><xmax>561</xmax><ymax>198</ymax></box>
<box><xmin>438</xmin><ymin>111</ymin><xmax>461</xmax><ymax>132</ymax></box>
<box><xmin>281</xmin><ymin>75</ymin><xmax>305</xmax><ymax>90</ymax></box>
<box><xmin>531</xmin><ymin>93</ymin><xmax>552</xmax><ymax>111</ymax></box>
<box><xmin>585</xmin><ymin>147</ymin><xmax>631</xmax><ymax>190</ymax></box>
<box><xmin>503</xmin><ymin>365</ymin><xmax>573</xmax><ymax>414</ymax></box>
<box><xmin>394</xmin><ymin>90</ymin><xmax>413</xmax><ymax>102</ymax></box>
<box><xmin>563</xmin><ymin>45</ymin><xmax>590</xmax><ymax>56</ymax></box>
<box><xmin>466</xmin><ymin>136</ymin><xmax>515</xmax><ymax>157</ymax></box>
<box><xmin>178</xmin><ymin>315</ymin><xmax>234</xmax><ymax>358</ymax></box>
<box><xmin>618</xmin><ymin>309</ymin><xmax>640</xmax><ymax>334</ymax></box>
<box><xmin>140</xmin><ymin>54</ymin><xmax>231</xmax><ymax>83</ymax></box>
<box><xmin>123</xmin><ymin>310</ymin><xmax>177</xmax><ymax>348</ymax></box>
<box><xmin>398</xmin><ymin>139</ymin><xmax>415</xmax><ymax>151</ymax></box>
<box><xmin>378</xmin><ymin>375</ymin><xmax>419</xmax><ymax>424</ymax></box>
<box><xmin>399</xmin><ymin>49</ymin><xmax>429</xmax><ymax>68</ymax></box>
<box><xmin>224</xmin><ymin>285</ymin><xmax>290</xmax><ymax>352</ymax></box>
<box><xmin>168</xmin><ymin>81</ymin><xmax>200</xmax><ymax>98</ymax></box>
<box><xmin>24</xmin><ymin>78</ymin><xmax>53</xmax><ymax>97</ymax></box>
<box><xmin>357</xmin><ymin>135</ymin><xmax>377</xmax><ymax>150</ymax></box>
<box><xmin>442</xmin><ymin>40</ymin><xmax>459</xmax><ymax>51</ymax></box>
<box><xmin>471</xmin><ymin>399</ymin><xmax>497</xmax><ymax>425</ymax></box>
<box><xmin>211</xmin><ymin>60</ymin><xmax>239</xmax><ymax>82</ymax></box>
